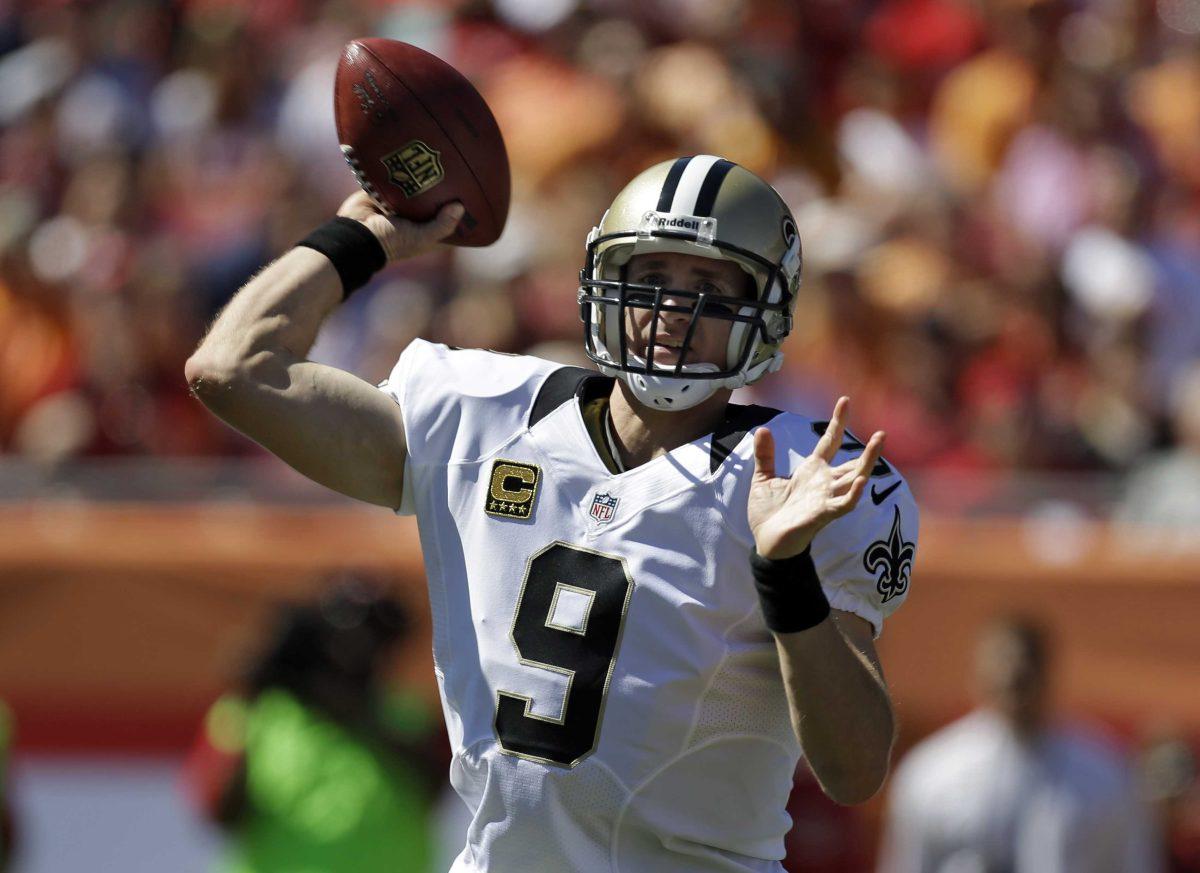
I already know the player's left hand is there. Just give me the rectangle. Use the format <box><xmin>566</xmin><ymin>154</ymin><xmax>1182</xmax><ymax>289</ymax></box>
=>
<box><xmin>748</xmin><ymin>396</ymin><xmax>884</xmax><ymax>560</ymax></box>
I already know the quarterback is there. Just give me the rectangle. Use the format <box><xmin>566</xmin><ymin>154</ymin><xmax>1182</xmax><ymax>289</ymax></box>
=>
<box><xmin>187</xmin><ymin>155</ymin><xmax>918</xmax><ymax>872</ymax></box>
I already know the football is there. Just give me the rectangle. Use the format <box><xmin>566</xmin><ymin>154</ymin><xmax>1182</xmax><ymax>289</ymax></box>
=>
<box><xmin>334</xmin><ymin>38</ymin><xmax>510</xmax><ymax>247</ymax></box>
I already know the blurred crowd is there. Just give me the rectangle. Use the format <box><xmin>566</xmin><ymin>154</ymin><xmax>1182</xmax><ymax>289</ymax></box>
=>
<box><xmin>1</xmin><ymin>0</ymin><xmax>1198</xmax><ymax>495</ymax></box>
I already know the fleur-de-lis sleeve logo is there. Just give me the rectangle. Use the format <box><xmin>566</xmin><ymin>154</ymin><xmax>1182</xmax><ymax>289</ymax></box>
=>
<box><xmin>863</xmin><ymin>506</ymin><xmax>915</xmax><ymax>603</ymax></box>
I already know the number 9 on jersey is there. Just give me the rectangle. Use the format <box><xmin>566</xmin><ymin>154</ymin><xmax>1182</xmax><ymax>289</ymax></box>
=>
<box><xmin>495</xmin><ymin>542</ymin><xmax>634</xmax><ymax>767</ymax></box>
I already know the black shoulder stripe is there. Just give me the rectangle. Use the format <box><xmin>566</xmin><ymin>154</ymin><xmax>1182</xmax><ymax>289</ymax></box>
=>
<box><xmin>529</xmin><ymin>367</ymin><xmax>596</xmax><ymax>427</ymax></box>
<box><xmin>656</xmin><ymin>157</ymin><xmax>692</xmax><ymax>213</ymax></box>
<box><xmin>710</xmin><ymin>403</ymin><xmax>781</xmax><ymax>473</ymax></box>
<box><xmin>810</xmin><ymin>420</ymin><xmax>894</xmax><ymax>477</ymax></box>
<box><xmin>692</xmin><ymin>159</ymin><xmax>735</xmax><ymax>218</ymax></box>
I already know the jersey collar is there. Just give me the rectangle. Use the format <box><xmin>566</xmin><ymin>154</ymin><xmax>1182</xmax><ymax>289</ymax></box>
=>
<box><xmin>530</xmin><ymin>365</ymin><xmax>782</xmax><ymax>476</ymax></box>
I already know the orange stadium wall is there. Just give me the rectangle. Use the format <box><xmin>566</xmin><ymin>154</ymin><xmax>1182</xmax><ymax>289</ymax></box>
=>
<box><xmin>0</xmin><ymin>503</ymin><xmax>1197</xmax><ymax>752</ymax></box>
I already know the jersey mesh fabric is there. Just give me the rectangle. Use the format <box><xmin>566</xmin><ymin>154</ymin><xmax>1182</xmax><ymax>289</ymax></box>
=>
<box><xmin>688</xmin><ymin>637</ymin><xmax>797</xmax><ymax>750</ymax></box>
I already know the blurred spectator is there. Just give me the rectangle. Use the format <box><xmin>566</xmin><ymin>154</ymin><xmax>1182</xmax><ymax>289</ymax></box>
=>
<box><xmin>877</xmin><ymin>615</ymin><xmax>1161</xmax><ymax>873</ymax></box>
<box><xmin>181</xmin><ymin>574</ymin><xmax>442</xmax><ymax>873</ymax></box>
<box><xmin>1117</xmin><ymin>363</ymin><xmax>1200</xmax><ymax>545</ymax></box>
<box><xmin>1140</xmin><ymin>732</ymin><xmax>1200</xmax><ymax>873</ymax></box>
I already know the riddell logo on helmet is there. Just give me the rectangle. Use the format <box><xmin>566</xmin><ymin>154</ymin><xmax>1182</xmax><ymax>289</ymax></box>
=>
<box><xmin>647</xmin><ymin>214</ymin><xmax>701</xmax><ymax>231</ymax></box>
<box><xmin>637</xmin><ymin>211</ymin><xmax>717</xmax><ymax>244</ymax></box>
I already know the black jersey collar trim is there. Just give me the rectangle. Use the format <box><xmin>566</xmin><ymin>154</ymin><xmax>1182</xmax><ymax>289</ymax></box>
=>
<box><xmin>529</xmin><ymin>366</ymin><xmax>780</xmax><ymax>475</ymax></box>
<box><xmin>709</xmin><ymin>403</ymin><xmax>781</xmax><ymax>474</ymax></box>
<box><xmin>529</xmin><ymin>367</ymin><xmax>608</xmax><ymax>427</ymax></box>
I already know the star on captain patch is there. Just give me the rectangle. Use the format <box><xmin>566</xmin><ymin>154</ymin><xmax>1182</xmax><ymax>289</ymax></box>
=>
<box><xmin>485</xmin><ymin>460</ymin><xmax>541</xmax><ymax>520</ymax></box>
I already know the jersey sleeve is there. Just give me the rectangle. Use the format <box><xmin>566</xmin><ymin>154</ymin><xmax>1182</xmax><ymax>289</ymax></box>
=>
<box><xmin>774</xmin><ymin>416</ymin><xmax>919</xmax><ymax>638</ymax></box>
<box><xmin>376</xmin><ymin>339</ymin><xmax>558</xmax><ymax>513</ymax></box>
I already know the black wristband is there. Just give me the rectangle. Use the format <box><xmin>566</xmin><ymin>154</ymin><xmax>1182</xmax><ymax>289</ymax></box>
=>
<box><xmin>751</xmin><ymin>547</ymin><xmax>831</xmax><ymax>634</ymax></box>
<box><xmin>295</xmin><ymin>216</ymin><xmax>387</xmax><ymax>298</ymax></box>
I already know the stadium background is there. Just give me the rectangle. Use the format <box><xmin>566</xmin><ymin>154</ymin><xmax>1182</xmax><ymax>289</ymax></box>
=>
<box><xmin>1</xmin><ymin>0</ymin><xmax>1198</xmax><ymax>870</ymax></box>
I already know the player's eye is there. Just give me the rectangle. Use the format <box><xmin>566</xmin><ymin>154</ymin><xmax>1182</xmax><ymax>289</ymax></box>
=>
<box><xmin>698</xmin><ymin>279</ymin><xmax>738</xmax><ymax>298</ymax></box>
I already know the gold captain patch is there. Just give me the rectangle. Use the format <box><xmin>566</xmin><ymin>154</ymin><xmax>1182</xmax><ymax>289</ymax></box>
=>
<box><xmin>381</xmin><ymin>140</ymin><xmax>444</xmax><ymax>198</ymax></box>
<box><xmin>485</xmin><ymin>460</ymin><xmax>541</xmax><ymax>520</ymax></box>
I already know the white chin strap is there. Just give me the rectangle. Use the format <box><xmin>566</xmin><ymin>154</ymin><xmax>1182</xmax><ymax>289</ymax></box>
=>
<box><xmin>601</xmin><ymin>353</ymin><xmax>783</xmax><ymax>412</ymax></box>
<box><xmin>620</xmin><ymin>360</ymin><xmax>723</xmax><ymax>411</ymax></box>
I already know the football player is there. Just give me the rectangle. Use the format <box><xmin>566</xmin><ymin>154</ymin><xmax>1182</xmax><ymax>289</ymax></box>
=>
<box><xmin>187</xmin><ymin>155</ymin><xmax>919</xmax><ymax>872</ymax></box>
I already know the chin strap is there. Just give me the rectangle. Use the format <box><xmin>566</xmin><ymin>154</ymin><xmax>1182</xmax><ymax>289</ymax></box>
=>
<box><xmin>604</xmin><ymin>348</ymin><xmax>784</xmax><ymax>412</ymax></box>
<box><xmin>626</xmin><ymin>371</ymin><xmax>720</xmax><ymax>411</ymax></box>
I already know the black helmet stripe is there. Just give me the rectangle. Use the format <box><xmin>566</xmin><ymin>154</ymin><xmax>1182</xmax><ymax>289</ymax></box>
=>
<box><xmin>656</xmin><ymin>157</ymin><xmax>691</xmax><ymax>212</ymax></box>
<box><xmin>692</xmin><ymin>158</ymin><xmax>735</xmax><ymax>217</ymax></box>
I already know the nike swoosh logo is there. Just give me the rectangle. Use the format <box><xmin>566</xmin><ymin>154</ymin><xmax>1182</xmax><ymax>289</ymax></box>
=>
<box><xmin>871</xmin><ymin>481</ymin><xmax>901</xmax><ymax>505</ymax></box>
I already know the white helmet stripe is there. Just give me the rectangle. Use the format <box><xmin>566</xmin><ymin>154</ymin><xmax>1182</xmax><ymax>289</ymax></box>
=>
<box><xmin>656</xmin><ymin>157</ymin><xmax>690</xmax><ymax>211</ymax></box>
<box><xmin>668</xmin><ymin>154</ymin><xmax>722</xmax><ymax>214</ymax></box>
<box><xmin>693</xmin><ymin>158</ymin><xmax>736</xmax><ymax>216</ymax></box>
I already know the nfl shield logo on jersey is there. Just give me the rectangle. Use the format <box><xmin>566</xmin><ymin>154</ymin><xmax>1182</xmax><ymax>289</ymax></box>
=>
<box><xmin>589</xmin><ymin>492</ymin><xmax>619</xmax><ymax>525</ymax></box>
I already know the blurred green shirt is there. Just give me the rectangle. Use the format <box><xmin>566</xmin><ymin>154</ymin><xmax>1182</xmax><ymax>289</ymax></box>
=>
<box><xmin>219</xmin><ymin>687</ymin><xmax>434</xmax><ymax>873</ymax></box>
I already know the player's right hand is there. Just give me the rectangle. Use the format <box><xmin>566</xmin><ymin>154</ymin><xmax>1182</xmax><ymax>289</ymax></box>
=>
<box><xmin>336</xmin><ymin>190</ymin><xmax>464</xmax><ymax>263</ymax></box>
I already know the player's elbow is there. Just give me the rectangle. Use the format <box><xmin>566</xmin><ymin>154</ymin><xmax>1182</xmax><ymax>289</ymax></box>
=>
<box><xmin>185</xmin><ymin>348</ymin><xmax>281</xmax><ymax>412</ymax></box>
<box><xmin>186</xmin><ymin>350</ymin><xmax>244</xmax><ymax>408</ymax></box>
<box><xmin>186</xmin><ymin>313</ymin><xmax>294</xmax><ymax>398</ymax></box>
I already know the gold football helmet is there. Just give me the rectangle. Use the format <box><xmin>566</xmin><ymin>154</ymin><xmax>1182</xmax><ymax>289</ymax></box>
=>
<box><xmin>579</xmin><ymin>155</ymin><xmax>802</xmax><ymax>410</ymax></box>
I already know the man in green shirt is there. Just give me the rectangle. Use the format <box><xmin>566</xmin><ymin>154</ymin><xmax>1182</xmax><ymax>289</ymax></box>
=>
<box><xmin>184</xmin><ymin>576</ymin><xmax>442</xmax><ymax>873</ymax></box>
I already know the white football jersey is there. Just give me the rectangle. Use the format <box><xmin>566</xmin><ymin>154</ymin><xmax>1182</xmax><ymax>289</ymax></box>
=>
<box><xmin>378</xmin><ymin>340</ymin><xmax>918</xmax><ymax>873</ymax></box>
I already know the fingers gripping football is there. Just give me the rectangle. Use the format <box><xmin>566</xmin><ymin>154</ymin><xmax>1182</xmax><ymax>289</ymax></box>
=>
<box><xmin>336</xmin><ymin>190</ymin><xmax>464</xmax><ymax>262</ymax></box>
<box><xmin>748</xmin><ymin>397</ymin><xmax>885</xmax><ymax>560</ymax></box>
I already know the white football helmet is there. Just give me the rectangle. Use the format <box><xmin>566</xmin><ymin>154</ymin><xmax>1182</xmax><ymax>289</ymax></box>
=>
<box><xmin>579</xmin><ymin>155</ymin><xmax>803</xmax><ymax>410</ymax></box>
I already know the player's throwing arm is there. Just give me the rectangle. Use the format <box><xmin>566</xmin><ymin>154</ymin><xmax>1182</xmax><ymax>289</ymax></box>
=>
<box><xmin>185</xmin><ymin>191</ymin><xmax>463</xmax><ymax>509</ymax></box>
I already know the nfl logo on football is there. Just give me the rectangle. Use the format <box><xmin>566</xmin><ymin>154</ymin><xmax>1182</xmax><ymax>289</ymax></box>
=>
<box><xmin>589</xmin><ymin>492</ymin><xmax>619</xmax><ymax>525</ymax></box>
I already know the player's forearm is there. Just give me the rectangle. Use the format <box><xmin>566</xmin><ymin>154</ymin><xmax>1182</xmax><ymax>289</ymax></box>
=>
<box><xmin>774</xmin><ymin>617</ymin><xmax>894</xmax><ymax>805</ymax></box>
<box><xmin>188</xmin><ymin>247</ymin><xmax>343</xmax><ymax>379</ymax></box>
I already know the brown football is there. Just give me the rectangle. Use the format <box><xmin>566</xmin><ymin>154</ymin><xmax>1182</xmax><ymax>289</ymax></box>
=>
<box><xmin>334</xmin><ymin>38</ymin><xmax>510</xmax><ymax>247</ymax></box>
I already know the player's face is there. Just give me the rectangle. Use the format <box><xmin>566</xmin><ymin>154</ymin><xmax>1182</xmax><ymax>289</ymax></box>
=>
<box><xmin>623</xmin><ymin>252</ymin><xmax>753</xmax><ymax>370</ymax></box>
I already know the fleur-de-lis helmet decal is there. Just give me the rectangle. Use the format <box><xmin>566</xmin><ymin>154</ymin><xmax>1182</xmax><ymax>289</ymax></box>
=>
<box><xmin>864</xmin><ymin>506</ymin><xmax>914</xmax><ymax>603</ymax></box>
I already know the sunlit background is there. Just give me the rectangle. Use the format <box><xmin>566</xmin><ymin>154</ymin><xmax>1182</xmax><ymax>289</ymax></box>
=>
<box><xmin>1</xmin><ymin>0</ymin><xmax>1198</xmax><ymax>870</ymax></box>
